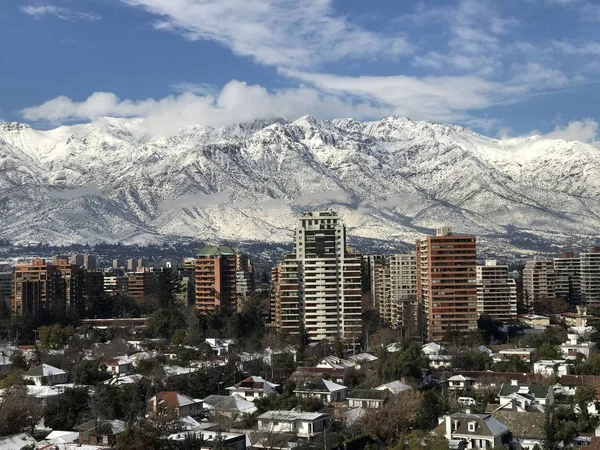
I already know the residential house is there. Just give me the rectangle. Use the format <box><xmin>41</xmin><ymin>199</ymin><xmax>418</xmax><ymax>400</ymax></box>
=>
<box><xmin>148</xmin><ymin>391</ymin><xmax>203</xmax><ymax>417</ymax></box>
<box><xmin>518</xmin><ymin>314</ymin><xmax>550</xmax><ymax>329</ymax></box>
<box><xmin>0</xmin><ymin>433</ymin><xmax>37</xmax><ymax>450</ymax></box>
<box><xmin>375</xmin><ymin>380</ymin><xmax>412</xmax><ymax>395</ymax></box>
<box><xmin>491</xmin><ymin>410</ymin><xmax>545</xmax><ymax>450</ymax></box>
<box><xmin>257</xmin><ymin>410</ymin><xmax>330</xmax><ymax>439</ymax></box>
<box><xmin>533</xmin><ymin>360</ymin><xmax>571</xmax><ymax>377</ymax></box>
<box><xmin>422</xmin><ymin>342</ymin><xmax>453</xmax><ymax>369</ymax></box>
<box><xmin>560</xmin><ymin>306</ymin><xmax>594</xmax><ymax>328</ymax></box>
<box><xmin>168</xmin><ymin>431</ymin><xmax>247</xmax><ymax>450</ymax></box>
<box><xmin>227</xmin><ymin>376</ymin><xmax>279</xmax><ymax>402</ymax></box>
<box><xmin>497</xmin><ymin>380</ymin><xmax>554</xmax><ymax>410</ymax></box>
<box><xmin>559</xmin><ymin>375</ymin><xmax>600</xmax><ymax>397</ymax></box>
<box><xmin>74</xmin><ymin>419</ymin><xmax>125</xmax><ymax>447</ymax></box>
<box><xmin>561</xmin><ymin>333</ymin><xmax>597</xmax><ymax>360</ymax></box>
<box><xmin>496</xmin><ymin>348</ymin><xmax>537</xmax><ymax>363</ymax></box>
<box><xmin>347</xmin><ymin>389</ymin><xmax>390</xmax><ymax>409</ymax></box>
<box><xmin>24</xmin><ymin>363</ymin><xmax>68</xmax><ymax>386</ymax></box>
<box><xmin>345</xmin><ymin>353</ymin><xmax>378</xmax><ymax>369</ymax></box>
<box><xmin>452</xmin><ymin>371</ymin><xmax>542</xmax><ymax>390</ymax></box>
<box><xmin>104</xmin><ymin>356</ymin><xmax>134</xmax><ymax>375</ymax></box>
<box><xmin>435</xmin><ymin>413</ymin><xmax>511</xmax><ymax>449</ymax></box>
<box><xmin>205</xmin><ymin>338</ymin><xmax>234</xmax><ymax>356</ymax></box>
<box><xmin>202</xmin><ymin>394</ymin><xmax>258</xmax><ymax>418</ymax></box>
<box><xmin>315</xmin><ymin>356</ymin><xmax>353</xmax><ymax>370</ymax></box>
<box><xmin>290</xmin><ymin>367</ymin><xmax>346</xmax><ymax>385</ymax></box>
<box><xmin>294</xmin><ymin>378</ymin><xmax>348</xmax><ymax>403</ymax></box>
<box><xmin>448</xmin><ymin>375</ymin><xmax>476</xmax><ymax>391</ymax></box>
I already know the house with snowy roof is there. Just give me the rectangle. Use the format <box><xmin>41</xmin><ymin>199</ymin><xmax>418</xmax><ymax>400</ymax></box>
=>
<box><xmin>257</xmin><ymin>410</ymin><xmax>330</xmax><ymax>439</ymax></box>
<box><xmin>24</xmin><ymin>363</ymin><xmax>68</xmax><ymax>385</ymax></box>
<box><xmin>497</xmin><ymin>380</ymin><xmax>554</xmax><ymax>411</ymax></box>
<box><xmin>227</xmin><ymin>376</ymin><xmax>279</xmax><ymax>401</ymax></box>
<box><xmin>294</xmin><ymin>378</ymin><xmax>348</xmax><ymax>403</ymax></box>
<box><xmin>375</xmin><ymin>380</ymin><xmax>412</xmax><ymax>395</ymax></box>
<box><xmin>448</xmin><ymin>375</ymin><xmax>476</xmax><ymax>391</ymax></box>
<box><xmin>203</xmin><ymin>394</ymin><xmax>258</xmax><ymax>417</ymax></box>
<box><xmin>148</xmin><ymin>391</ymin><xmax>203</xmax><ymax>417</ymax></box>
<box><xmin>74</xmin><ymin>419</ymin><xmax>125</xmax><ymax>447</ymax></box>
<box><xmin>435</xmin><ymin>413</ymin><xmax>511</xmax><ymax>449</ymax></box>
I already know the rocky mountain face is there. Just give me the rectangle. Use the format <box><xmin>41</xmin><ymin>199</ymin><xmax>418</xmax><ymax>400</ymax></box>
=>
<box><xmin>0</xmin><ymin>116</ymin><xmax>598</xmax><ymax>255</ymax></box>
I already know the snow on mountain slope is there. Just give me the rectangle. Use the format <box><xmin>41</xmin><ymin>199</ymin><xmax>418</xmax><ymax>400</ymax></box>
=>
<box><xmin>0</xmin><ymin>116</ymin><xmax>598</xmax><ymax>253</ymax></box>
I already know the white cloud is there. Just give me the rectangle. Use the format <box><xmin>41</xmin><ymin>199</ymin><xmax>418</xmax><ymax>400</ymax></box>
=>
<box><xmin>121</xmin><ymin>0</ymin><xmax>411</xmax><ymax>69</ymax></box>
<box><xmin>543</xmin><ymin>118</ymin><xmax>599</xmax><ymax>143</ymax></box>
<box><xmin>21</xmin><ymin>81</ymin><xmax>389</xmax><ymax>136</ymax></box>
<box><xmin>21</xmin><ymin>5</ymin><xmax>101</xmax><ymax>21</ymax></box>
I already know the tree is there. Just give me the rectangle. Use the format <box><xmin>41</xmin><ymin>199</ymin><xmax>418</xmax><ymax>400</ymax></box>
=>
<box><xmin>416</xmin><ymin>390</ymin><xmax>443</xmax><ymax>430</ymax></box>
<box><xmin>9</xmin><ymin>351</ymin><xmax>28</xmax><ymax>371</ymax></box>
<box><xmin>574</xmin><ymin>385</ymin><xmax>597</xmax><ymax>429</ymax></box>
<box><xmin>44</xmin><ymin>387</ymin><xmax>91</xmax><ymax>430</ymax></box>
<box><xmin>537</xmin><ymin>342</ymin><xmax>561</xmax><ymax>360</ymax></box>
<box><xmin>71</xmin><ymin>359</ymin><xmax>111</xmax><ymax>385</ymax></box>
<box><xmin>37</xmin><ymin>324</ymin><xmax>74</xmax><ymax>349</ymax></box>
<box><xmin>360</xmin><ymin>391</ymin><xmax>422</xmax><ymax>445</ymax></box>
<box><xmin>0</xmin><ymin>385</ymin><xmax>43</xmax><ymax>435</ymax></box>
<box><xmin>391</xmin><ymin>429</ymin><xmax>449</xmax><ymax>450</ymax></box>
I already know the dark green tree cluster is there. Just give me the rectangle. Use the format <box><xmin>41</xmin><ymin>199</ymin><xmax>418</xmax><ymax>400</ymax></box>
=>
<box><xmin>376</xmin><ymin>342</ymin><xmax>427</xmax><ymax>383</ymax></box>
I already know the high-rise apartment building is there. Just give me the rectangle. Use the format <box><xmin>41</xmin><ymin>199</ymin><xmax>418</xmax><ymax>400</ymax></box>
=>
<box><xmin>235</xmin><ymin>253</ymin><xmax>255</xmax><ymax>308</ymax></box>
<box><xmin>389</xmin><ymin>253</ymin><xmax>418</xmax><ymax>333</ymax></box>
<box><xmin>83</xmin><ymin>254</ymin><xmax>97</xmax><ymax>270</ymax></box>
<box><xmin>476</xmin><ymin>260</ymin><xmax>517</xmax><ymax>322</ymax></box>
<box><xmin>523</xmin><ymin>258</ymin><xmax>554</xmax><ymax>310</ymax></box>
<box><xmin>272</xmin><ymin>211</ymin><xmax>362</xmax><ymax>341</ymax></box>
<box><xmin>554</xmin><ymin>252</ymin><xmax>581</xmax><ymax>304</ymax></box>
<box><xmin>416</xmin><ymin>227</ymin><xmax>478</xmax><ymax>341</ymax></box>
<box><xmin>104</xmin><ymin>272</ymin><xmax>128</xmax><ymax>296</ymax></box>
<box><xmin>69</xmin><ymin>253</ymin><xmax>84</xmax><ymax>267</ymax></box>
<box><xmin>53</xmin><ymin>258</ymin><xmax>86</xmax><ymax>313</ymax></box>
<box><xmin>0</xmin><ymin>271</ymin><xmax>13</xmax><ymax>308</ymax></box>
<box><xmin>194</xmin><ymin>245</ymin><xmax>237</xmax><ymax>311</ymax></box>
<box><xmin>12</xmin><ymin>258</ymin><xmax>62</xmax><ymax>316</ymax></box>
<box><xmin>373</xmin><ymin>263</ymin><xmax>392</xmax><ymax>324</ymax></box>
<box><xmin>126</xmin><ymin>271</ymin><xmax>155</xmax><ymax>301</ymax></box>
<box><xmin>581</xmin><ymin>248</ymin><xmax>600</xmax><ymax>308</ymax></box>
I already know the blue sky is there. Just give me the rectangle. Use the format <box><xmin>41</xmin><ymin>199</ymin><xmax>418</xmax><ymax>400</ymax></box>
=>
<box><xmin>1</xmin><ymin>0</ymin><xmax>599</xmax><ymax>141</ymax></box>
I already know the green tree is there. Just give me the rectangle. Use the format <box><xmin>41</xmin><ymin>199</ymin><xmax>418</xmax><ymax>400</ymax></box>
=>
<box><xmin>416</xmin><ymin>390</ymin><xmax>444</xmax><ymax>430</ymax></box>
<box><xmin>537</xmin><ymin>342</ymin><xmax>561</xmax><ymax>360</ymax></box>
<box><xmin>37</xmin><ymin>324</ymin><xmax>74</xmax><ymax>349</ymax></box>
<box><xmin>10</xmin><ymin>351</ymin><xmax>28</xmax><ymax>371</ymax></box>
<box><xmin>71</xmin><ymin>359</ymin><xmax>111</xmax><ymax>385</ymax></box>
<box><xmin>44</xmin><ymin>387</ymin><xmax>91</xmax><ymax>429</ymax></box>
<box><xmin>391</xmin><ymin>429</ymin><xmax>449</xmax><ymax>450</ymax></box>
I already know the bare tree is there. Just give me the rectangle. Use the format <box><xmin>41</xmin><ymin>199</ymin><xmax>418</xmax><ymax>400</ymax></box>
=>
<box><xmin>0</xmin><ymin>385</ymin><xmax>43</xmax><ymax>435</ymax></box>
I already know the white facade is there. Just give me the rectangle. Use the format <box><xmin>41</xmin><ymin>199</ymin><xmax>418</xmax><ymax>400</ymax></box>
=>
<box><xmin>560</xmin><ymin>333</ymin><xmax>597</xmax><ymax>360</ymax></box>
<box><xmin>533</xmin><ymin>360</ymin><xmax>571</xmax><ymax>377</ymax></box>
<box><xmin>278</xmin><ymin>211</ymin><xmax>362</xmax><ymax>341</ymax></box>
<box><xmin>476</xmin><ymin>260</ymin><xmax>517</xmax><ymax>322</ymax></box>
<box><xmin>257</xmin><ymin>411</ymin><xmax>330</xmax><ymax>438</ymax></box>
<box><xmin>24</xmin><ymin>364</ymin><xmax>68</xmax><ymax>386</ymax></box>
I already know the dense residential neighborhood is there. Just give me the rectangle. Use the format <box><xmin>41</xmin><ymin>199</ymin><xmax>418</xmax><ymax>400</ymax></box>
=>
<box><xmin>1</xmin><ymin>211</ymin><xmax>600</xmax><ymax>449</ymax></box>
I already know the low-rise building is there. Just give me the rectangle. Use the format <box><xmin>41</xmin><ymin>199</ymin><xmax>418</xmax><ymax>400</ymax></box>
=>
<box><xmin>0</xmin><ymin>433</ymin><xmax>38</xmax><ymax>450</ymax></box>
<box><xmin>347</xmin><ymin>389</ymin><xmax>391</xmax><ymax>409</ymax></box>
<box><xmin>294</xmin><ymin>378</ymin><xmax>348</xmax><ymax>404</ymax></box>
<box><xmin>448</xmin><ymin>375</ymin><xmax>476</xmax><ymax>391</ymax></box>
<box><xmin>23</xmin><ymin>363</ymin><xmax>68</xmax><ymax>386</ymax></box>
<box><xmin>202</xmin><ymin>394</ymin><xmax>257</xmax><ymax>417</ymax></box>
<box><xmin>497</xmin><ymin>348</ymin><xmax>537</xmax><ymax>363</ymax></box>
<box><xmin>518</xmin><ymin>314</ymin><xmax>550</xmax><ymax>329</ymax></box>
<box><xmin>375</xmin><ymin>380</ymin><xmax>412</xmax><ymax>395</ymax></box>
<box><xmin>168</xmin><ymin>431</ymin><xmax>247</xmax><ymax>450</ymax></box>
<box><xmin>74</xmin><ymin>419</ymin><xmax>125</xmax><ymax>447</ymax></box>
<box><xmin>498</xmin><ymin>380</ymin><xmax>554</xmax><ymax>409</ymax></box>
<box><xmin>491</xmin><ymin>410</ymin><xmax>545</xmax><ymax>450</ymax></box>
<box><xmin>560</xmin><ymin>306</ymin><xmax>594</xmax><ymax>328</ymax></box>
<box><xmin>227</xmin><ymin>376</ymin><xmax>279</xmax><ymax>401</ymax></box>
<box><xmin>435</xmin><ymin>413</ymin><xmax>511</xmax><ymax>449</ymax></box>
<box><xmin>257</xmin><ymin>411</ymin><xmax>330</xmax><ymax>439</ymax></box>
<box><xmin>533</xmin><ymin>360</ymin><xmax>571</xmax><ymax>377</ymax></box>
<box><xmin>561</xmin><ymin>333</ymin><xmax>597</xmax><ymax>360</ymax></box>
<box><xmin>148</xmin><ymin>391</ymin><xmax>203</xmax><ymax>417</ymax></box>
<box><xmin>104</xmin><ymin>356</ymin><xmax>134</xmax><ymax>375</ymax></box>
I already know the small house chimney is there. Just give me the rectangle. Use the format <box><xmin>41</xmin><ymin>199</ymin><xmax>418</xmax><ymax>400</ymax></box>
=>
<box><xmin>510</xmin><ymin>379</ymin><xmax>519</xmax><ymax>386</ymax></box>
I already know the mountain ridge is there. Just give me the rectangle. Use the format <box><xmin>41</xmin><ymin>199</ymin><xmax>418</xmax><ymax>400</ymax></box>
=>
<box><xmin>0</xmin><ymin>115</ymin><xmax>598</xmax><ymax>255</ymax></box>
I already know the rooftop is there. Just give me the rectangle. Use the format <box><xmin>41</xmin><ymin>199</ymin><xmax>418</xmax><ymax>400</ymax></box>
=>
<box><xmin>258</xmin><ymin>410</ymin><xmax>329</xmax><ymax>421</ymax></box>
<box><xmin>25</xmin><ymin>363</ymin><xmax>66</xmax><ymax>377</ymax></box>
<box><xmin>197</xmin><ymin>245</ymin><xmax>236</xmax><ymax>256</ymax></box>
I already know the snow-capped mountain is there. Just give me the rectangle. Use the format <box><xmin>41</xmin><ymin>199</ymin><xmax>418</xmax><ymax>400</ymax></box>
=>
<box><xmin>0</xmin><ymin>116</ymin><xmax>598</xmax><ymax>254</ymax></box>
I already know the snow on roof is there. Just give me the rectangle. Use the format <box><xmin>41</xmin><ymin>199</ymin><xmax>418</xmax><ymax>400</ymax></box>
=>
<box><xmin>258</xmin><ymin>410</ymin><xmax>329</xmax><ymax>421</ymax></box>
<box><xmin>346</xmin><ymin>353</ymin><xmax>378</xmax><ymax>363</ymax></box>
<box><xmin>228</xmin><ymin>375</ymin><xmax>280</xmax><ymax>393</ymax></box>
<box><xmin>25</xmin><ymin>363</ymin><xmax>66</xmax><ymax>377</ymax></box>
<box><xmin>448</xmin><ymin>375</ymin><xmax>475</xmax><ymax>382</ymax></box>
<box><xmin>375</xmin><ymin>380</ymin><xmax>412</xmax><ymax>394</ymax></box>
<box><xmin>0</xmin><ymin>433</ymin><xmax>37</xmax><ymax>450</ymax></box>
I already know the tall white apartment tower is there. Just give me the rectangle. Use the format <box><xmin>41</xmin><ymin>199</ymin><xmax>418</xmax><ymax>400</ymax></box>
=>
<box><xmin>276</xmin><ymin>211</ymin><xmax>363</xmax><ymax>341</ymax></box>
<box><xmin>476</xmin><ymin>260</ymin><xmax>517</xmax><ymax>322</ymax></box>
<box><xmin>581</xmin><ymin>248</ymin><xmax>600</xmax><ymax>308</ymax></box>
